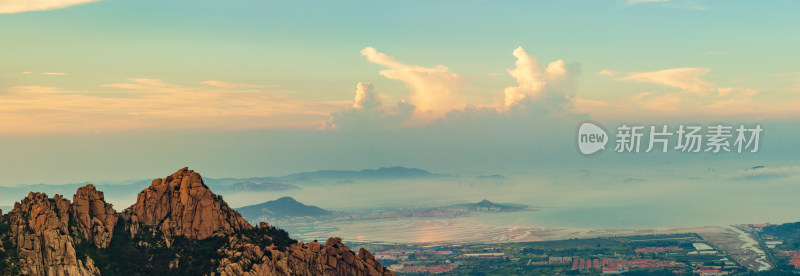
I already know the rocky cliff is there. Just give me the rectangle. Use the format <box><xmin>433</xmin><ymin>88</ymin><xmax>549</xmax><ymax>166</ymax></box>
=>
<box><xmin>3</xmin><ymin>192</ymin><xmax>99</xmax><ymax>275</ymax></box>
<box><xmin>215</xmin><ymin>234</ymin><xmax>393</xmax><ymax>276</ymax></box>
<box><xmin>123</xmin><ymin>167</ymin><xmax>252</xmax><ymax>241</ymax></box>
<box><xmin>0</xmin><ymin>168</ymin><xmax>394</xmax><ymax>276</ymax></box>
<box><xmin>71</xmin><ymin>184</ymin><xmax>118</xmax><ymax>248</ymax></box>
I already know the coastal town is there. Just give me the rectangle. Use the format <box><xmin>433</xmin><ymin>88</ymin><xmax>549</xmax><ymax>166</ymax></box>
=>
<box><xmin>343</xmin><ymin>224</ymin><xmax>800</xmax><ymax>275</ymax></box>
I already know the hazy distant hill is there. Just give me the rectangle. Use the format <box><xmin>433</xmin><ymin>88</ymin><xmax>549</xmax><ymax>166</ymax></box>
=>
<box><xmin>236</xmin><ymin>197</ymin><xmax>331</xmax><ymax>222</ymax></box>
<box><xmin>281</xmin><ymin>166</ymin><xmax>449</xmax><ymax>182</ymax></box>
<box><xmin>0</xmin><ymin>166</ymin><xmax>451</xmax><ymax>205</ymax></box>
<box><xmin>444</xmin><ymin>199</ymin><xmax>527</xmax><ymax>212</ymax></box>
<box><xmin>476</xmin><ymin>174</ymin><xmax>506</xmax><ymax>180</ymax></box>
<box><xmin>0</xmin><ymin>180</ymin><xmax>152</xmax><ymax>206</ymax></box>
<box><xmin>217</xmin><ymin>181</ymin><xmax>301</xmax><ymax>193</ymax></box>
<box><xmin>204</xmin><ymin>176</ymin><xmax>283</xmax><ymax>186</ymax></box>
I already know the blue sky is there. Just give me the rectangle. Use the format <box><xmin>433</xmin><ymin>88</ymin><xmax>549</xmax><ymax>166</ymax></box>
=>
<box><xmin>0</xmin><ymin>0</ymin><xmax>799</xmax><ymax>184</ymax></box>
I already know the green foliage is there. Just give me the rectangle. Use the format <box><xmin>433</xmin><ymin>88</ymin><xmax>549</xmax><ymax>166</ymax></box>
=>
<box><xmin>0</xmin><ymin>215</ymin><xmax>20</xmax><ymax>274</ymax></box>
<box><xmin>71</xmin><ymin>220</ymin><xmax>297</xmax><ymax>276</ymax></box>
<box><xmin>678</xmin><ymin>242</ymin><xmax>696</xmax><ymax>250</ymax></box>
<box><xmin>239</xmin><ymin>225</ymin><xmax>297</xmax><ymax>251</ymax></box>
<box><xmin>76</xmin><ymin>220</ymin><xmax>230</xmax><ymax>276</ymax></box>
<box><xmin>763</xmin><ymin>222</ymin><xmax>800</xmax><ymax>250</ymax></box>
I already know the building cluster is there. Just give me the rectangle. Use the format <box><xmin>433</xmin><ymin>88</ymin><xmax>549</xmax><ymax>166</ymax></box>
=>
<box><xmin>736</xmin><ymin>223</ymin><xmax>772</xmax><ymax>232</ymax></box>
<box><xmin>692</xmin><ymin>269</ymin><xmax>731</xmax><ymax>276</ymax></box>
<box><xmin>776</xmin><ymin>251</ymin><xmax>800</xmax><ymax>270</ymax></box>
<box><xmin>376</xmin><ymin>246</ymin><xmax>463</xmax><ymax>274</ymax></box>
<box><xmin>393</xmin><ymin>264</ymin><xmax>458</xmax><ymax>274</ymax></box>
<box><xmin>548</xmin><ymin>256</ymin><xmax>573</xmax><ymax>264</ymax></box>
<box><xmin>572</xmin><ymin>258</ymin><xmax>687</xmax><ymax>272</ymax></box>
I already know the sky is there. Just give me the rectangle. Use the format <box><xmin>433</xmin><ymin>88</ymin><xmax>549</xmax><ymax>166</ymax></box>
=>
<box><xmin>1</xmin><ymin>0</ymin><xmax>799</xmax><ymax>185</ymax></box>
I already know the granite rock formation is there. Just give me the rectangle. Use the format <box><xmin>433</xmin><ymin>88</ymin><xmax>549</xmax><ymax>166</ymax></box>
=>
<box><xmin>0</xmin><ymin>167</ymin><xmax>394</xmax><ymax>276</ymax></box>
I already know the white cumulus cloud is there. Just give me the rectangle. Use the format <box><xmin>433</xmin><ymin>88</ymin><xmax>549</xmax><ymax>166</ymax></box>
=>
<box><xmin>352</xmin><ymin>82</ymin><xmax>382</xmax><ymax>110</ymax></box>
<box><xmin>361</xmin><ymin>47</ymin><xmax>462</xmax><ymax>116</ymax></box>
<box><xmin>618</xmin><ymin>67</ymin><xmax>712</xmax><ymax>94</ymax></box>
<box><xmin>503</xmin><ymin>46</ymin><xmax>579</xmax><ymax>109</ymax></box>
<box><xmin>200</xmin><ymin>80</ymin><xmax>275</xmax><ymax>89</ymax></box>
<box><xmin>327</xmin><ymin>82</ymin><xmax>414</xmax><ymax>130</ymax></box>
<box><xmin>0</xmin><ymin>0</ymin><xmax>98</xmax><ymax>14</ymax></box>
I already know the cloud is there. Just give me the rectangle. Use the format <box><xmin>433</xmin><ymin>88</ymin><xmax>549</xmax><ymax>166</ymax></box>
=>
<box><xmin>667</xmin><ymin>1</ymin><xmax>707</xmax><ymax>10</ymax></box>
<box><xmin>632</xmin><ymin>92</ymin><xmax>682</xmax><ymax>112</ymax></box>
<box><xmin>361</xmin><ymin>47</ymin><xmax>463</xmax><ymax>116</ymax></box>
<box><xmin>579</xmin><ymin>67</ymin><xmax>789</xmax><ymax>119</ymax></box>
<box><xmin>20</xmin><ymin>72</ymin><xmax>67</xmax><ymax>75</ymax></box>
<box><xmin>503</xmin><ymin>46</ymin><xmax>579</xmax><ymax>110</ymax></box>
<box><xmin>568</xmin><ymin>97</ymin><xmax>609</xmax><ymax>115</ymax></box>
<box><xmin>0</xmin><ymin>0</ymin><xmax>98</xmax><ymax>14</ymax></box>
<box><xmin>0</xmin><ymin>78</ymin><xmax>346</xmax><ymax>134</ymax></box>
<box><xmin>326</xmin><ymin>82</ymin><xmax>414</xmax><ymax>130</ymax></box>
<box><xmin>200</xmin><ymin>80</ymin><xmax>275</xmax><ymax>89</ymax></box>
<box><xmin>776</xmin><ymin>72</ymin><xmax>800</xmax><ymax>80</ymax></box>
<box><xmin>595</xmin><ymin>87</ymin><xmax>764</xmax><ymax>118</ymax></box>
<box><xmin>352</xmin><ymin>82</ymin><xmax>381</xmax><ymax>109</ymax></box>
<box><xmin>704</xmin><ymin>87</ymin><xmax>760</xmax><ymax>114</ymax></box>
<box><xmin>597</xmin><ymin>70</ymin><xmax>619</xmax><ymax>77</ymax></box>
<box><xmin>102</xmin><ymin>78</ymin><xmax>178</xmax><ymax>90</ymax></box>
<box><xmin>776</xmin><ymin>72</ymin><xmax>800</xmax><ymax>92</ymax></box>
<box><xmin>730</xmin><ymin>166</ymin><xmax>800</xmax><ymax>181</ymax></box>
<box><xmin>350</xmin><ymin>46</ymin><xmax>580</xmax><ymax>130</ymax></box>
<box><xmin>618</xmin><ymin>67</ymin><xmax>712</xmax><ymax>94</ymax></box>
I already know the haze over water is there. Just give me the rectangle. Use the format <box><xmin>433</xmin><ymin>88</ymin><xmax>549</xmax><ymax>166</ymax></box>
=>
<box><xmin>216</xmin><ymin>162</ymin><xmax>800</xmax><ymax>244</ymax></box>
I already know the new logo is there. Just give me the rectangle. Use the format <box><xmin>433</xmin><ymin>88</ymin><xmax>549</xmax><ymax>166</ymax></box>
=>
<box><xmin>578</xmin><ymin>122</ymin><xmax>608</xmax><ymax>155</ymax></box>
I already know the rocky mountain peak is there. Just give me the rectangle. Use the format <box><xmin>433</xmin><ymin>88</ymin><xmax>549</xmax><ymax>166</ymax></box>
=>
<box><xmin>124</xmin><ymin>167</ymin><xmax>252</xmax><ymax>240</ymax></box>
<box><xmin>71</xmin><ymin>184</ymin><xmax>118</xmax><ymax>248</ymax></box>
<box><xmin>6</xmin><ymin>192</ymin><xmax>99</xmax><ymax>275</ymax></box>
<box><xmin>14</xmin><ymin>192</ymin><xmax>71</xmax><ymax>235</ymax></box>
<box><xmin>0</xmin><ymin>168</ymin><xmax>394</xmax><ymax>275</ymax></box>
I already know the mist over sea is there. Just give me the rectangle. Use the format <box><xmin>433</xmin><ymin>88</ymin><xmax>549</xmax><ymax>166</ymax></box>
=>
<box><xmin>1</xmin><ymin>158</ymin><xmax>796</xmax><ymax>244</ymax></box>
<box><xmin>214</xmin><ymin>162</ymin><xmax>800</xmax><ymax>243</ymax></box>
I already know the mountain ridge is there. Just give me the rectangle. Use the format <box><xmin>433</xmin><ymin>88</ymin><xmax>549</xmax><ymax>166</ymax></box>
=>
<box><xmin>0</xmin><ymin>167</ymin><xmax>394</xmax><ymax>276</ymax></box>
<box><xmin>0</xmin><ymin>166</ymin><xmax>450</xmax><ymax>206</ymax></box>
<box><xmin>281</xmin><ymin>166</ymin><xmax>451</xmax><ymax>182</ymax></box>
<box><xmin>237</xmin><ymin>197</ymin><xmax>332</xmax><ymax>223</ymax></box>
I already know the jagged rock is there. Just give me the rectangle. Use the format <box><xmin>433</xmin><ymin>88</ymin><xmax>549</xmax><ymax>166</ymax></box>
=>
<box><xmin>214</xmin><ymin>235</ymin><xmax>395</xmax><ymax>276</ymax></box>
<box><xmin>8</xmin><ymin>192</ymin><xmax>98</xmax><ymax>276</ymax></box>
<box><xmin>123</xmin><ymin>167</ymin><xmax>252</xmax><ymax>241</ymax></box>
<box><xmin>0</xmin><ymin>167</ymin><xmax>393</xmax><ymax>276</ymax></box>
<box><xmin>71</xmin><ymin>184</ymin><xmax>118</xmax><ymax>248</ymax></box>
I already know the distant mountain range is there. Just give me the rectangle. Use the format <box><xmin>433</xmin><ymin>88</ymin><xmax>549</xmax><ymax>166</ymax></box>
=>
<box><xmin>234</xmin><ymin>197</ymin><xmax>529</xmax><ymax>224</ymax></box>
<box><xmin>236</xmin><ymin>197</ymin><xmax>332</xmax><ymax>222</ymax></box>
<box><xmin>0</xmin><ymin>166</ymin><xmax>452</xmax><ymax>206</ymax></box>
<box><xmin>444</xmin><ymin>199</ymin><xmax>527</xmax><ymax>212</ymax></box>
<box><xmin>280</xmin><ymin>166</ymin><xmax>450</xmax><ymax>182</ymax></box>
<box><xmin>217</xmin><ymin>181</ymin><xmax>301</xmax><ymax>193</ymax></box>
<box><xmin>476</xmin><ymin>174</ymin><xmax>506</xmax><ymax>180</ymax></box>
